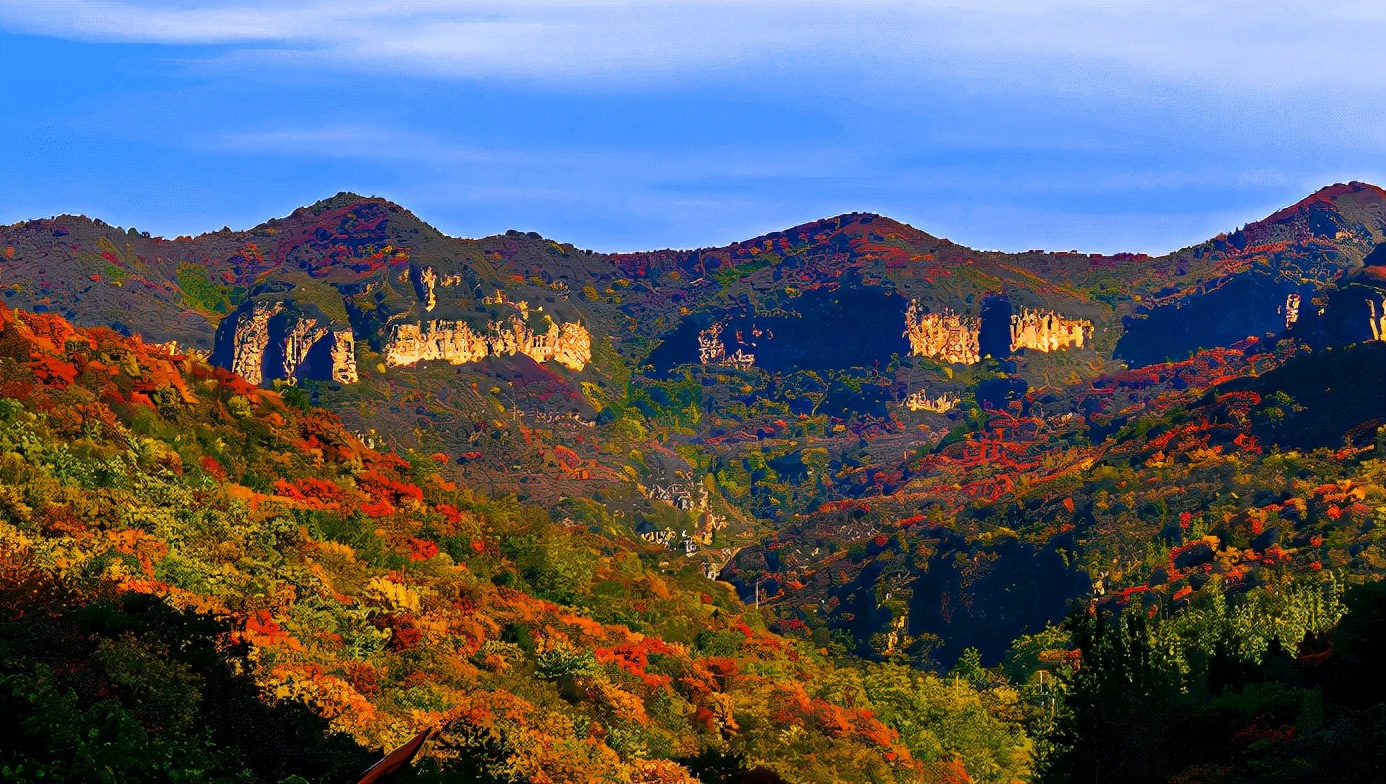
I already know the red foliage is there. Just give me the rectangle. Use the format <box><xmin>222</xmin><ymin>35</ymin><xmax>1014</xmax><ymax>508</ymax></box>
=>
<box><xmin>374</xmin><ymin>614</ymin><xmax>422</xmax><ymax>652</ymax></box>
<box><xmin>1231</xmin><ymin>715</ymin><xmax>1294</xmax><ymax>749</ymax></box>
<box><xmin>28</xmin><ymin>355</ymin><xmax>78</xmax><ymax>388</ymax></box>
<box><xmin>357</xmin><ymin>469</ymin><xmax>425</xmax><ymax>518</ymax></box>
<box><xmin>1117</xmin><ymin>585</ymin><xmax>1148</xmax><ymax>604</ymax></box>
<box><xmin>596</xmin><ymin>638</ymin><xmax>677</xmax><ymax>689</ymax></box>
<box><xmin>407</xmin><ymin>537</ymin><xmax>439</xmax><ymax>562</ymax></box>
<box><xmin>434</xmin><ymin>503</ymin><xmax>463</xmax><ymax>526</ymax></box>
<box><xmin>343</xmin><ymin>661</ymin><xmax>381</xmax><ymax>697</ymax></box>
<box><xmin>274</xmin><ymin>477</ymin><xmax>352</xmax><ymax>512</ymax></box>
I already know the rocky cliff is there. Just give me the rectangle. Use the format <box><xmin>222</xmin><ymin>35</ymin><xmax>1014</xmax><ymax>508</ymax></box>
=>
<box><xmin>905</xmin><ymin>301</ymin><xmax>982</xmax><ymax>365</ymax></box>
<box><xmin>226</xmin><ymin>301</ymin><xmax>281</xmax><ymax>385</ymax></box>
<box><xmin>1369</xmin><ymin>294</ymin><xmax>1386</xmax><ymax>342</ymax></box>
<box><xmin>1009</xmin><ymin>308</ymin><xmax>1093</xmax><ymax>353</ymax></box>
<box><xmin>906</xmin><ymin>300</ymin><xmax>1091</xmax><ymax>364</ymax></box>
<box><xmin>383</xmin><ymin>314</ymin><xmax>591</xmax><ymax>372</ymax></box>
<box><xmin>904</xmin><ymin>389</ymin><xmax>960</xmax><ymax>413</ymax></box>
<box><xmin>214</xmin><ymin>300</ymin><xmax>359</xmax><ymax>385</ymax></box>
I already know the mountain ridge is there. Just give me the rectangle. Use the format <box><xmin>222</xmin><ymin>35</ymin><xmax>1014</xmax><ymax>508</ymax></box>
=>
<box><xmin>19</xmin><ymin>179</ymin><xmax>1383</xmax><ymax>264</ymax></box>
<box><xmin>8</xmin><ymin>183</ymin><xmax>1386</xmax><ymax>780</ymax></box>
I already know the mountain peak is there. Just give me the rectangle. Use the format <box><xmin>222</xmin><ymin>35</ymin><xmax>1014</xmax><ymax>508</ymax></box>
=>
<box><xmin>1263</xmin><ymin>180</ymin><xmax>1385</xmax><ymax>220</ymax></box>
<box><xmin>305</xmin><ymin>191</ymin><xmax>390</xmax><ymax>212</ymax></box>
<box><xmin>1240</xmin><ymin>180</ymin><xmax>1386</xmax><ymax>247</ymax></box>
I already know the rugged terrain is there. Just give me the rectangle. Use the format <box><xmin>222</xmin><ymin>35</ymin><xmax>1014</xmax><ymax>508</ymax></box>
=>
<box><xmin>4</xmin><ymin>183</ymin><xmax>1386</xmax><ymax>781</ymax></box>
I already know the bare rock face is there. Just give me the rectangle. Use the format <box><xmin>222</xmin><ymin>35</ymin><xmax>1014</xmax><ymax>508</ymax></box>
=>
<box><xmin>906</xmin><ymin>299</ymin><xmax>1091</xmax><ymax>364</ymax></box>
<box><xmin>420</xmin><ymin>266</ymin><xmax>438</xmax><ymax>312</ymax></box>
<box><xmin>1284</xmin><ymin>293</ymin><xmax>1302</xmax><ymax>330</ymax></box>
<box><xmin>329</xmin><ymin>329</ymin><xmax>358</xmax><ymax>383</ymax></box>
<box><xmin>229</xmin><ymin>301</ymin><xmax>284</xmax><ymax>385</ymax></box>
<box><xmin>1371</xmin><ymin>295</ymin><xmax>1386</xmax><ymax>342</ymax></box>
<box><xmin>697</xmin><ymin>323</ymin><xmax>756</xmax><ymax>369</ymax></box>
<box><xmin>214</xmin><ymin>300</ymin><xmax>360</xmax><ymax>386</ymax></box>
<box><xmin>386</xmin><ymin>320</ymin><xmax>489</xmax><ymax>367</ymax></box>
<box><xmin>905</xmin><ymin>300</ymin><xmax>981</xmax><ymax>364</ymax></box>
<box><xmin>384</xmin><ymin>313</ymin><xmax>591</xmax><ymax>372</ymax></box>
<box><xmin>904</xmin><ymin>389</ymin><xmax>960</xmax><ymax>412</ymax></box>
<box><xmin>279</xmin><ymin>316</ymin><xmax>328</xmax><ymax>381</ymax></box>
<box><xmin>1009</xmin><ymin>308</ymin><xmax>1093</xmax><ymax>353</ymax></box>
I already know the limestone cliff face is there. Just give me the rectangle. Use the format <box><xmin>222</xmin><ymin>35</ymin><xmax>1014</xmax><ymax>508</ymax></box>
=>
<box><xmin>328</xmin><ymin>329</ymin><xmax>358</xmax><ymax>383</ymax></box>
<box><xmin>905</xmin><ymin>299</ymin><xmax>1091</xmax><ymax>364</ymax></box>
<box><xmin>904</xmin><ymin>301</ymin><xmax>981</xmax><ymax>365</ymax></box>
<box><xmin>384</xmin><ymin>315</ymin><xmax>591</xmax><ymax>372</ymax></box>
<box><xmin>420</xmin><ymin>266</ymin><xmax>438</xmax><ymax>312</ymax></box>
<box><xmin>1370</xmin><ymin>295</ymin><xmax>1386</xmax><ymax>342</ymax></box>
<box><xmin>280</xmin><ymin>316</ymin><xmax>328</xmax><ymax>381</ymax></box>
<box><xmin>229</xmin><ymin>301</ymin><xmax>283</xmax><ymax>385</ymax></box>
<box><xmin>904</xmin><ymin>389</ymin><xmax>960</xmax><ymax>413</ymax></box>
<box><xmin>215</xmin><ymin>300</ymin><xmax>359</xmax><ymax>386</ymax></box>
<box><xmin>1009</xmin><ymin>308</ymin><xmax>1093</xmax><ymax>353</ymax></box>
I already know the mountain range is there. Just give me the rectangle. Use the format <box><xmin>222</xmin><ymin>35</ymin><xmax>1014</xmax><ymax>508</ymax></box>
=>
<box><xmin>4</xmin><ymin>182</ymin><xmax>1386</xmax><ymax>782</ymax></box>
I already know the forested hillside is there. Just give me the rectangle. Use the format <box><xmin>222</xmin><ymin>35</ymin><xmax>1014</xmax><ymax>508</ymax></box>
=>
<box><xmin>4</xmin><ymin>182</ymin><xmax>1386</xmax><ymax>782</ymax></box>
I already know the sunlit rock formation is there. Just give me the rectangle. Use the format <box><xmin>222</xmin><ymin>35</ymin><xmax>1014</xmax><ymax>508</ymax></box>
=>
<box><xmin>1285</xmin><ymin>293</ymin><xmax>1301</xmax><ymax>329</ymax></box>
<box><xmin>1009</xmin><ymin>308</ymin><xmax>1093</xmax><ymax>353</ymax></box>
<box><xmin>904</xmin><ymin>301</ymin><xmax>981</xmax><ymax>364</ymax></box>
<box><xmin>904</xmin><ymin>389</ymin><xmax>961</xmax><ymax>413</ymax></box>
<box><xmin>420</xmin><ymin>266</ymin><xmax>438</xmax><ymax>312</ymax></box>
<box><xmin>328</xmin><ymin>329</ymin><xmax>358</xmax><ymax>383</ymax></box>
<box><xmin>217</xmin><ymin>300</ymin><xmax>359</xmax><ymax>385</ymax></box>
<box><xmin>229</xmin><ymin>301</ymin><xmax>283</xmax><ymax>385</ymax></box>
<box><xmin>906</xmin><ymin>299</ymin><xmax>1092</xmax><ymax>364</ymax></box>
<box><xmin>384</xmin><ymin>314</ymin><xmax>591</xmax><ymax>372</ymax></box>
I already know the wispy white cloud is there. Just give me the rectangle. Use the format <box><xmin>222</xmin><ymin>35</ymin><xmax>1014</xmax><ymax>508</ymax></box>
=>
<box><xmin>3</xmin><ymin>0</ymin><xmax>1383</xmax><ymax>254</ymax></box>
<box><xmin>3</xmin><ymin>0</ymin><xmax>1383</xmax><ymax>94</ymax></box>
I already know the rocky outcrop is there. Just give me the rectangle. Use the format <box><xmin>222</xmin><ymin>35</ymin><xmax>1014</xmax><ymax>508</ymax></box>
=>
<box><xmin>904</xmin><ymin>389</ymin><xmax>960</xmax><ymax>413</ymax></box>
<box><xmin>153</xmin><ymin>340</ymin><xmax>211</xmax><ymax>362</ymax></box>
<box><xmin>1284</xmin><ymin>293</ymin><xmax>1301</xmax><ymax>329</ymax></box>
<box><xmin>280</xmin><ymin>316</ymin><xmax>328</xmax><ymax>381</ymax></box>
<box><xmin>328</xmin><ymin>329</ymin><xmax>358</xmax><ymax>383</ymax></box>
<box><xmin>1009</xmin><ymin>308</ymin><xmax>1093</xmax><ymax>353</ymax></box>
<box><xmin>906</xmin><ymin>300</ymin><xmax>1091</xmax><ymax>364</ymax></box>
<box><xmin>229</xmin><ymin>301</ymin><xmax>284</xmax><ymax>385</ymax></box>
<box><xmin>384</xmin><ymin>315</ymin><xmax>591</xmax><ymax>372</ymax></box>
<box><xmin>420</xmin><ymin>266</ymin><xmax>438</xmax><ymax>312</ymax></box>
<box><xmin>697</xmin><ymin>323</ymin><xmax>755</xmax><ymax>369</ymax></box>
<box><xmin>413</xmin><ymin>267</ymin><xmax>462</xmax><ymax>314</ymax></box>
<box><xmin>215</xmin><ymin>300</ymin><xmax>359</xmax><ymax>386</ymax></box>
<box><xmin>904</xmin><ymin>301</ymin><xmax>981</xmax><ymax>364</ymax></box>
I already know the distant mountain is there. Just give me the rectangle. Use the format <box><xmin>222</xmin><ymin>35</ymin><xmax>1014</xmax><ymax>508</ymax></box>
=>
<box><xmin>1113</xmin><ymin>181</ymin><xmax>1386</xmax><ymax>366</ymax></box>
<box><xmin>6</xmin><ymin>182</ymin><xmax>1382</xmax><ymax>376</ymax></box>
<box><xmin>4</xmin><ymin>182</ymin><xmax>1386</xmax><ymax>671</ymax></box>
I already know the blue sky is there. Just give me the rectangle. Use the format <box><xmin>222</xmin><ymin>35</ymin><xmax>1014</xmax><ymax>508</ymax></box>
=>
<box><xmin>2</xmin><ymin>1</ymin><xmax>1384</xmax><ymax>254</ymax></box>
